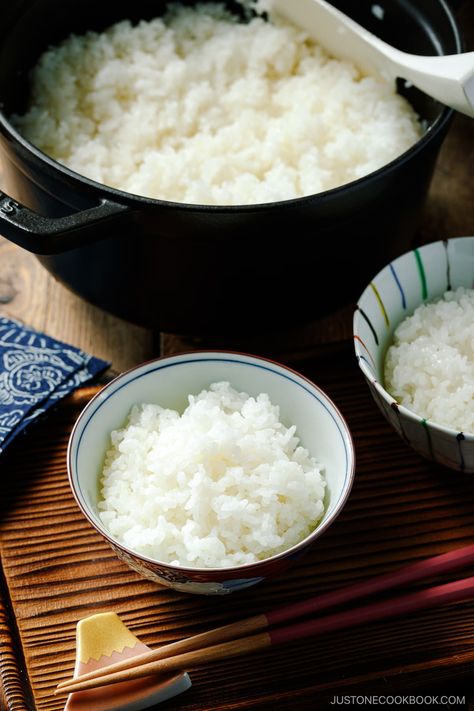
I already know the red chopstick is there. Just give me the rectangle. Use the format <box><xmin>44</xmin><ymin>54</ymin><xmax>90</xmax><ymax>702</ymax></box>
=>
<box><xmin>56</xmin><ymin>543</ymin><xmax>474</xmax><ymax>695</ymax></box>
<box><xmin>268</xmin><ymin>542</ymin><xmax>474</xmax><ymax>626</ymax></box>
<box><xmin>269</xmin><ymin>575</ymin><xmax>474</xmax><ymax>645</ymax></box>
<box><xmin>57</xmin><ymin>575</ymin><xmax>474</xmax><ymax>694</ymax></box>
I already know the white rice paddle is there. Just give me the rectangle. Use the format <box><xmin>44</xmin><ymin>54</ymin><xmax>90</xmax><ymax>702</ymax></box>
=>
<box><xmin>272</xmin><ymin>0</ymin><xmax>474</xmax><ymax>117</ymax></box>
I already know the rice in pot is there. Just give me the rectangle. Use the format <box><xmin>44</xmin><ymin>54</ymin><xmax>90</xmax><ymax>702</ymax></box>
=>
<box><xmin>12</xmin><ymin>2</ymin><xmax>421</xmax><ymax>205</ymax></box>
<box><xmin>98</xmin><ymin>381</ymin><xmax>326</xmax><ymax>568</ymax></box>
<box><xmin>385</xmin><ymin>287</ymin><xmax>474</xmax><ymax>433</ymax></box>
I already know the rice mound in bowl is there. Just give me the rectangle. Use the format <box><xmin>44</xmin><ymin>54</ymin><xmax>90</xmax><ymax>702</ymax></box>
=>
<box><xmin>12</xmin><ymin>2</ymin><xmax>421</xmax><ymax>205</ymax></box>
<box><xmin>98</xmin><ymin>381</ymin><xmax>326</xmax><ymax>568</ymax></box>
<box><xmin>384</xmin><ymin>287</ymin><xmax>474</xmax><ymax>433</ymax></box>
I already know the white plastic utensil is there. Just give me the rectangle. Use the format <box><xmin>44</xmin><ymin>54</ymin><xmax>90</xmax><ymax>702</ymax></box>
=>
<box><xmin>272</xmin><ymin>0</ymin><xmax>474</xmax><ymax>117</ymax></box>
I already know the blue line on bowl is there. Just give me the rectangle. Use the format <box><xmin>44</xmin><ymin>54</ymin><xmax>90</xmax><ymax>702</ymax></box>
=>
<box><xmin>389</xmin><ymin>263</ymin><xmax>406</xmax><ymax>310</ymax></box>
<box><xmin>356</xmin><ymin>353</ymin><xmax>376</xmax><ymax>376</ymax></box>
<box><xmin>73</xmin><ymin>357</ymin><xmax>351</xmax><ymax>517</ymax></box>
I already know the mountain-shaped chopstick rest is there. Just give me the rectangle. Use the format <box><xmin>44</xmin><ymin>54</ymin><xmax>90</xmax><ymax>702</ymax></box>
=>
<box><xmin>64</xmin><ymin>612</ymin><xmax>191</xmax><ymax>711</ymax></box>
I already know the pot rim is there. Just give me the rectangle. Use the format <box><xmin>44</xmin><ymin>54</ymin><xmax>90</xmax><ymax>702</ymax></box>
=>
<box><xmin>0</xmin><ymin>0</ymin><xmax>461</xmax><ymax>213</ymax></box>
<box><xmin>0</xmin><ymin>106</ymin><xmax>455</xmax><ymax>213</ymax></box>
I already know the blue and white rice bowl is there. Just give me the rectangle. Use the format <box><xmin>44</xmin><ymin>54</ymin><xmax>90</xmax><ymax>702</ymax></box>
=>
<box><xmin>354</xmin><ymin>237</ymin><xmax>474</xmax><ymax>473</ymax></box>
<box><xmin>68</xmin><ymin>351</ymin><xmax>355</xmax><ymax>594</ymax></box>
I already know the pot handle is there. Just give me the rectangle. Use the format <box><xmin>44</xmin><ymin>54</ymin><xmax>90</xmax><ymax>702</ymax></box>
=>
<box><xmin>0</xmin><ymin>190</ymin><xmax>131</xmax><ymax>255</ymax></box>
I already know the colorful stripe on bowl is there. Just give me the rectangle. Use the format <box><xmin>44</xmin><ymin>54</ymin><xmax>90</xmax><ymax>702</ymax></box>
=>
<box><xmin>353</xmin><ymin>335</ymin><xmax>376</xmax><ymax>373</ymax></box>
<box><xmin>414</xmin><ymin>248</ymin><xmax>428</xmax><ymax>301</ymax></box>
<box><xmin>389</xmin><ymin>263</ymin><xmax>407</xmax><ymax>309</ymax></box>
<box><xmin>370</xmin><ymin>282</ymin><xmax>390</xmax><ymax>327</ymax></box>
<box><xmin>355</xmin><ymin>239</ymin><xmax>474</xmax><ymax>472</ymax></box>
<box><xmin>443</xmin><ymin>240</ymin><xmax>452</xmax><ymax>290</ymax></box>
<box><xmin>355</xmin><ymin>306</ymin><xmax>379</xmax><ymax>346</ymax></box>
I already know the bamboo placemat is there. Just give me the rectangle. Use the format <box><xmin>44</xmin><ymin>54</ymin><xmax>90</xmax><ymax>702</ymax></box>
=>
<box><xmin>1</xmin><ymin>349</ymin><xmax>474</xmax><ymax>711</ymax></box>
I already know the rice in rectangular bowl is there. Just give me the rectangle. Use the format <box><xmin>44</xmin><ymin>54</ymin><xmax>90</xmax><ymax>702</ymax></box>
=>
<box><xmin>98</xmin><ymin>381</ymin><xmax>326</xmax><ymax>568</ymax></box>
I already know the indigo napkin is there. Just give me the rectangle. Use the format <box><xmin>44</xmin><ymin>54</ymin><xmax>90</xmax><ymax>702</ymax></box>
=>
<box><xmin>0</xmin><ymin>317</ymin><xmax>110</xmax><ymax>453</ymax></box>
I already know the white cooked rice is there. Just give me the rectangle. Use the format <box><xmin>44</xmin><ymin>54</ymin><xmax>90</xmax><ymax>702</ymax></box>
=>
<box><xmin>384</xmin><ymin>287</ymin><xmax>474</xmax><ymax>433</ymax></box>
<box><xmin>12</xmin><ymin>2</ymin><xmax>421</xmax><ymax>205</ymax></box>
<box><xmin>98</xmin><ymin>381</ymin><xmax>326</xmax><ymax>568</ymax></box>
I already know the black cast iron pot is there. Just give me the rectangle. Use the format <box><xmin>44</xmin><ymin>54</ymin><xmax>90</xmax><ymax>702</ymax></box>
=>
<box><xmin>0</xmin><ymin>0</ymin><xmax>463</xmax><ymax>334</ymax></box>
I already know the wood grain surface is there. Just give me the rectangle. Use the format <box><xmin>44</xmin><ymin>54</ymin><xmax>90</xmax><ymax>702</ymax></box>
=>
<box><xmin>0</xmin><ymin>349</ymin><xmax>474</xmax><ymax>711</ymax></box>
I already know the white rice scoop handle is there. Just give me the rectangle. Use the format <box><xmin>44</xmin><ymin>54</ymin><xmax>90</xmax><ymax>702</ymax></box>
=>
<box><xmin>273</xmin><ymin>0</ymin><xmax>474</xmax><ymax>118</ymax></box>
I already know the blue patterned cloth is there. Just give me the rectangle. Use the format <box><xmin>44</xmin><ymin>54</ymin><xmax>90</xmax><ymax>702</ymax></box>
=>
<box><xmin>0</xmin><ymin>317</ymin><xmax>110</xmax><ymax>453</ymax></box>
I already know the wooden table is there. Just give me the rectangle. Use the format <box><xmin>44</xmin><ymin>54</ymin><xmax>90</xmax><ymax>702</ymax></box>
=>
<box><xmin>1</xmin><ymin>5</ymin><xmax>474</xmax><ymax>709</ymax></box>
